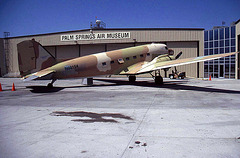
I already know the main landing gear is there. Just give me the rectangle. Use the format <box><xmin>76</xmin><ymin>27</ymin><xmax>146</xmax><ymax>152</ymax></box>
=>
<box><xmin>128</xmin><ymin>75</ymin><xmax>136</xmax><ymax>82</ymax></box>
<box><xmin>47</xmin><ymin>79</ymin><xmax>57</xmax><ymax>88</ymax></box>
<box><xmin>128</xmin><ymin>70</ymin><xmax>163</xmax><ymax>85</ymax></box>
<box><xmin>154</xmin><ymin>76</ymin><xmax>163</xmax><ymax>85</ymax></box>
<box><xmin>151</xmin><ymin>70</ymin><xmax>163</xmax><ymax>85</ymax></box>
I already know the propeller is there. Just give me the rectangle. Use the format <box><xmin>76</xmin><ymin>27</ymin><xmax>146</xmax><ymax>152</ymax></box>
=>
<box><xmin>165</xmin><ymin>51</ymin><xmax>183</xmax><ymax>78</ymax></box>
<box><xmin>175</xmin><ymin>51</ymin><xmax>182</xmax><ymax>59</ymax></box>
<box><xmin>173</xmin><ymin>52</ymin><xmax>182</xmax><ymax>75</ymax></box>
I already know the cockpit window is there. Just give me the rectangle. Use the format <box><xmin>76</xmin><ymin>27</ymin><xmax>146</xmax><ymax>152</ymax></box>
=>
<box><xmin>165</xmin><ymin>47</ymin><xmax>168</xmax><ymax>50</ymax></box>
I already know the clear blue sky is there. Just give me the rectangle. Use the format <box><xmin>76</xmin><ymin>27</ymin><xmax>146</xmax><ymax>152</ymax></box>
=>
<box><xmin>0</xmin><ymin>0</ymin><xmax>239</xmax><ymax>38</ymax></box>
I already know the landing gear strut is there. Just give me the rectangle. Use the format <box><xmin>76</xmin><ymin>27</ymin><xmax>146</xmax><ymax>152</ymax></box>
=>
<box><xmin>128</xmin><ymin>75</ymin><xmax>136</xmax><ymax>82</ymax></box>
<box><xmin>47</xmin><ymin>79</ymin><xmax>57</xmax><ymax>88</ymax></box>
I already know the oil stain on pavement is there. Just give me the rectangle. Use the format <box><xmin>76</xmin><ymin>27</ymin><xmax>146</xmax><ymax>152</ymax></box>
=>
<box><xmin>50</xmin><ymin>111</ymin><xmax>133</xmax><ymax>123</ymax></box>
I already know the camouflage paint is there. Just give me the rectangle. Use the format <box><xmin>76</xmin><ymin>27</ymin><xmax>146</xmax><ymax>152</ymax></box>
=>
<box><xmin>47</xmin><ymin>44</ymin><xmax>167</xmax><ymax>79</ymax></box>
<box><xmin>18</xmin><ymin>39</ymin><xmax>56</xmax><ymax>77</ymax></box>
<box><xmin>18</xmin><ymin>39</ymin><xmax>239</xmax><ymax>81</ymax></box>
<box><xmin>21</xmin><ymin>42</ymin><xmax>168</xmax><ymax>81</ymax></box>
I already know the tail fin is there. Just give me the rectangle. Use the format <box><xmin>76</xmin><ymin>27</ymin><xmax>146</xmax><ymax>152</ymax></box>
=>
<box><xmin>17</xmin><ymin>39</ymin><xmax>56</xmax><ymax>77</ymax></box>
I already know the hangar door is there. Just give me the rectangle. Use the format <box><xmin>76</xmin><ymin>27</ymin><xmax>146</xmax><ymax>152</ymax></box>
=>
<box><xmin>166</xmin><ymin>42</ymin><xmax>199</xmax><ymax>78</ymax></box>
<box><xmin>44</xmin><ymin>46</ymin><xmax>56</xmax><ymax>58</ymax></box>
<box><xmin>106</xmin><ymin>43</ymin><xmax>134</xmax><ymax>51</ymax></box>
<box><xmin>56</xmin><ymin>45</ymin><xmax>79</xmax><ymax>60</ymax></box>
<box><xmin>80</xmin><ymin>44</ymin><xmax>106</xmax><ymax>57</ymax></box>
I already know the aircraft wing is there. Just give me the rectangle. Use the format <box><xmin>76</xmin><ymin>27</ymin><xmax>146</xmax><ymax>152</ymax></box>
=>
<box><xmin>121</xmin><ymin>52</ymin><xmax>238</xmax><ymax>75</ymax></box>
<box><xmin>22</xmin><ymin>69</ymin><xmax>55</xmax><ymax>81</ymax></box>
<box><xmin>119</xmin><ymin>61</ymin><xmax>148</xmax><ymax>75</ymax></box>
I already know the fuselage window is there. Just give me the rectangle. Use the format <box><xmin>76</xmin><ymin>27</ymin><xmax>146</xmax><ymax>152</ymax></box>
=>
<box><xmin>118</xmin><ymin>58</ymin><xmax>124</xmax><ymax>64</ymax></box>
<box><xmin>64</xmin><ymin>65</ymin><xmax>78</xmax><ymax>71</ymax></box>
<box><xmin>147</xmin><ymin>53</ymin><xmax>150</xmax><ymax>56</ymax></box>
<box><xmin>110</xmin><ymin>60</ymin><xmax>114</xmax><ymax>64</ymax></box>
<box><xmin>126</xmin><ymin>57</ymin><xmax>130</xmax><ymax>61</ymax></box>
<box><xmin>102</xmin><ymin>62</ymin><xmax>106</xmax><ymax>66</ymax></box>
<box><xmin>133</xmin><ymin>56</ymin><xmax>137</xmax><ymax>59</ymax></box>
<box><xmin>140</xmin><ymin>54</ymin><xmax>144</xmax><ymax>57</ymax></box>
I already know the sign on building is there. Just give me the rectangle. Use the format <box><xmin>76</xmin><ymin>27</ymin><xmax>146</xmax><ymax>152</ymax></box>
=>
<box><xmin>61</xmin><ymin>32</ymin><xmax>131</xmax><ymax>41</ymax></box>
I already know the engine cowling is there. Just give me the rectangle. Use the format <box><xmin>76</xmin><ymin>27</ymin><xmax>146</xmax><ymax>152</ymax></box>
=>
<box><xmin>156</xmin><ymin>54</ymin><xmax>175</xmax><ymax>62</ymax></box>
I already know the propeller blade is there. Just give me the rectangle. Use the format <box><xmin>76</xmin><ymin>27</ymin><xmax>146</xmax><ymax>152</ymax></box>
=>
<box><xmin>175</xmin><ymin>52</ymin><xmax>182</xmax><ymax>59</ymax></box>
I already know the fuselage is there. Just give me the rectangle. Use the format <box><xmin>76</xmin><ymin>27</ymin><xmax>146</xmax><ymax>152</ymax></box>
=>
<box><xmin>47</xmin><ymin>43</ymin><xmax>169</xmax><ymax>79</ymax></box>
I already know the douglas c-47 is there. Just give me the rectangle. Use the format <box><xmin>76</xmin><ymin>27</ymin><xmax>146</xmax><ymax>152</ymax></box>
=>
<box><xmin>18</xmin><ymin>39</ymin><xmax>239</xmax><ymax>87</ymax></box>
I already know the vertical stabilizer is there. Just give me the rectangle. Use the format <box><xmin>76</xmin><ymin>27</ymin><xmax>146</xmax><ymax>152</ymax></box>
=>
<box><xmin>17</xmin><ymin>39</ymin><xmax>56</xmax><ymax>77</ymax></box>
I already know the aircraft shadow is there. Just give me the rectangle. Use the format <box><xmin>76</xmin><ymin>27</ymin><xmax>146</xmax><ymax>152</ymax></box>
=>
<box><xmin>94</xmin><ymin>78</ymin><xmax>240</xmax><ymax>94</ymax></box>
<box><xmin>26</xmin><ymin>83</ymin><xmax>116</xmax><ymax>93</ymax></box>
<box><xmin>26</xmin><ymin>78</ymin><xmax>240</xmax><ymax>94</ymax></box>
<box><xmin>26</xmin><ymin>86</ymin><xmax>65</xmax><ymax>93</ymax></box>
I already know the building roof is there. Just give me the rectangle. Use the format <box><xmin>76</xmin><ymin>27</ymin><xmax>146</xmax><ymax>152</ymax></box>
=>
<box><xmin>235</xmin><ymin>19</ymin><xmax>240</xmax><ymax>24</ymax></box>
<box><xmin>8</xmin><ymin>28</ymin><xmax>204</xmax><ymax>39</ymax></box>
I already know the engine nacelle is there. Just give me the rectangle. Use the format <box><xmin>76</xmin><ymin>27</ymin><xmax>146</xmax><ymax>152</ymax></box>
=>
<box><xmin>156</xmin><ymin>54</ymin><xmax>174</xmax><ymax>62</ymax></box>
<box><xmin>168</xmin><ymin>49</ymin><xmax>174</xmax><ymax>55</ymax></box>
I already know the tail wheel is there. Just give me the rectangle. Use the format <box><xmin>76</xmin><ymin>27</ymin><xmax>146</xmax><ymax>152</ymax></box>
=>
<box><xmin>47</xmin><ymin>79</ymin><xmax>56</xmax><ymax>88</ymax></box>
<box><xmin>47</xmin><ymin>83</ymin><xmax>53</xmax><ymax>88</ymax></box>
<box><xmin>129</xmin><ymin>75</ymin><xmax>136</xmax><ymax>82</ymax></box>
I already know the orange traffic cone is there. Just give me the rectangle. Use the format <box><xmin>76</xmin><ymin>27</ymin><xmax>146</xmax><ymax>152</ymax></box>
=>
<box><xmin>12</xmin><ymin>83</ymin><xmax>16</xmax><ymax>91</ymax></box>
<box><xmin>209</xmin><ymin>75</ymin><xmax>212</xmax><ymax>81</ymax></box>
<box><xmin>0</xmin><ymin>83</ymin><xmax>2</xmax><ymax>91</ymax></box>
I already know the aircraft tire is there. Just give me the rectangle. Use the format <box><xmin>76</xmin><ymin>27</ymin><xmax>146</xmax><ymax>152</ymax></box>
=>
<box><xmin>155</xmin><ymin>76</ymin><xmax>163</xmax><ymax>85</ymax></box>
<box><xmin>47</xmin><ymin>83</ymin><xmax>53</xmax><ymax>88</ymax></box>
<box><xmin>129</xmin><ymin>75</ymin><xmax>136</xmax><ymax>82</ymax></box>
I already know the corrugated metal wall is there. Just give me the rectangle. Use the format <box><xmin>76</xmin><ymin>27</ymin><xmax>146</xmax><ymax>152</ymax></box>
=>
<box><xmin>107</xmin><ymin>43</ymin><xmax>134</xmax><ymax>51</ymax></box>
<box><xmin>44</xmin><ymin>46</ymin><xmax>56</xmax><ymax>58</ymax></box>
<box><xmin>56</xmin><ymin>46</ymin><xmax>79</xmax><ymax>59</ymax></box>
<box><xmin>167</xmin><ymin>42</ymin><xmax>198</xmax><ymax>77</ymax></box>
<box><xmin>5</xmin><ymin>29</ymin><xmax>204</xmax><ymax>78</ymax></box>
<box><xmin>0</xmin><ymin>39</ymin><xmax>5</xmax><ymax>76</ymax></box>
<box><xmin>80</xmin><ymin>44</ymin><xmax>105</xmax><ymax>56</ymax></box>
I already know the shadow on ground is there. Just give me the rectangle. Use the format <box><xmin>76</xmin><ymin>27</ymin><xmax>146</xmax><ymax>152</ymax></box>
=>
<box><xmin>26</xmin><ymin>78</ymin><xmax>240</xmax><ymax>94</ymax></box>
<box><xmin>26</xmin><ymin>86</ymin><xmax>65</xmax><ymax>93</ymax></box>
<box><xmin>94</xmin><ymin>78</ymin><xmax>240</xmax><ymax>94</ymax></box>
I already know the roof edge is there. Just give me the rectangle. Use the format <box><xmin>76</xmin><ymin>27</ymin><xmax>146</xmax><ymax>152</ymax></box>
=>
<box><xmin>7</xmin><ymin>28</ymin><xmax>204</xmax><ymax>39</ymax></box>
<box><xmin>235</xmin><ymin>19</ymin><xmax>240</xmax><ymax>25</ymax></box>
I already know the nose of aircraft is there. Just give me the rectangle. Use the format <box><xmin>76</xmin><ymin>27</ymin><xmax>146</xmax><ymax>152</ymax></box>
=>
<box><xmin>149</xmin><ymin>43</ymin><xmax>169</xmax><ymax>55</ymax></box>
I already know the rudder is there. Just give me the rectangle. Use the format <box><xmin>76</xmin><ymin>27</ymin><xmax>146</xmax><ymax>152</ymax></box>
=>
<box><xmin>17</xmin><ymin>39</ymin><xmax>56</xmax><ymax>77</ymax></box>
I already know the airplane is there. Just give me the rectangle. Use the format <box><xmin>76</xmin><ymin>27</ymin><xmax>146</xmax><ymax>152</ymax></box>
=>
<box><xmin>18</xmin><ymin>39</ymin><xmax>238</xmax><ymax>88</ymax></box>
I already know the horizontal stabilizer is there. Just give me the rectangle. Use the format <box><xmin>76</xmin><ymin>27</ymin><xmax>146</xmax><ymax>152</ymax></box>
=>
<box><xmin>22</xmin><ymin>70</ymin><xmax>55</xmax><ymax>81</ymax></box>
<box><xmin>22</xmin><ymin>75</ymin><xmax>39</xmax><ymax>81</ymax></box>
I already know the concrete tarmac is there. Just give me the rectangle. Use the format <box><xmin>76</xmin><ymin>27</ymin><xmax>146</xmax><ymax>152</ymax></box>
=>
<box><xmin>0</xmin><ymin>77</ymin><xmax>240</xmax><ymax>158</ymax></box>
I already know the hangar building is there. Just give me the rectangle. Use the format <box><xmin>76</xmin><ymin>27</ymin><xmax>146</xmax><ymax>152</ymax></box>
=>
<box><xmin>1</xmin><ymin>19</ymin><xmax>240</xmax><ymax>79</ymax></box>
<box><xmin>0</xmin><ymin>23</ymin><xmax>205</xmax><ymax>78</ymax></box>
<box><xmin>204</xmin><ymin>20</ymin><xmax>240</xmax><ymax>79</ymax></box>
